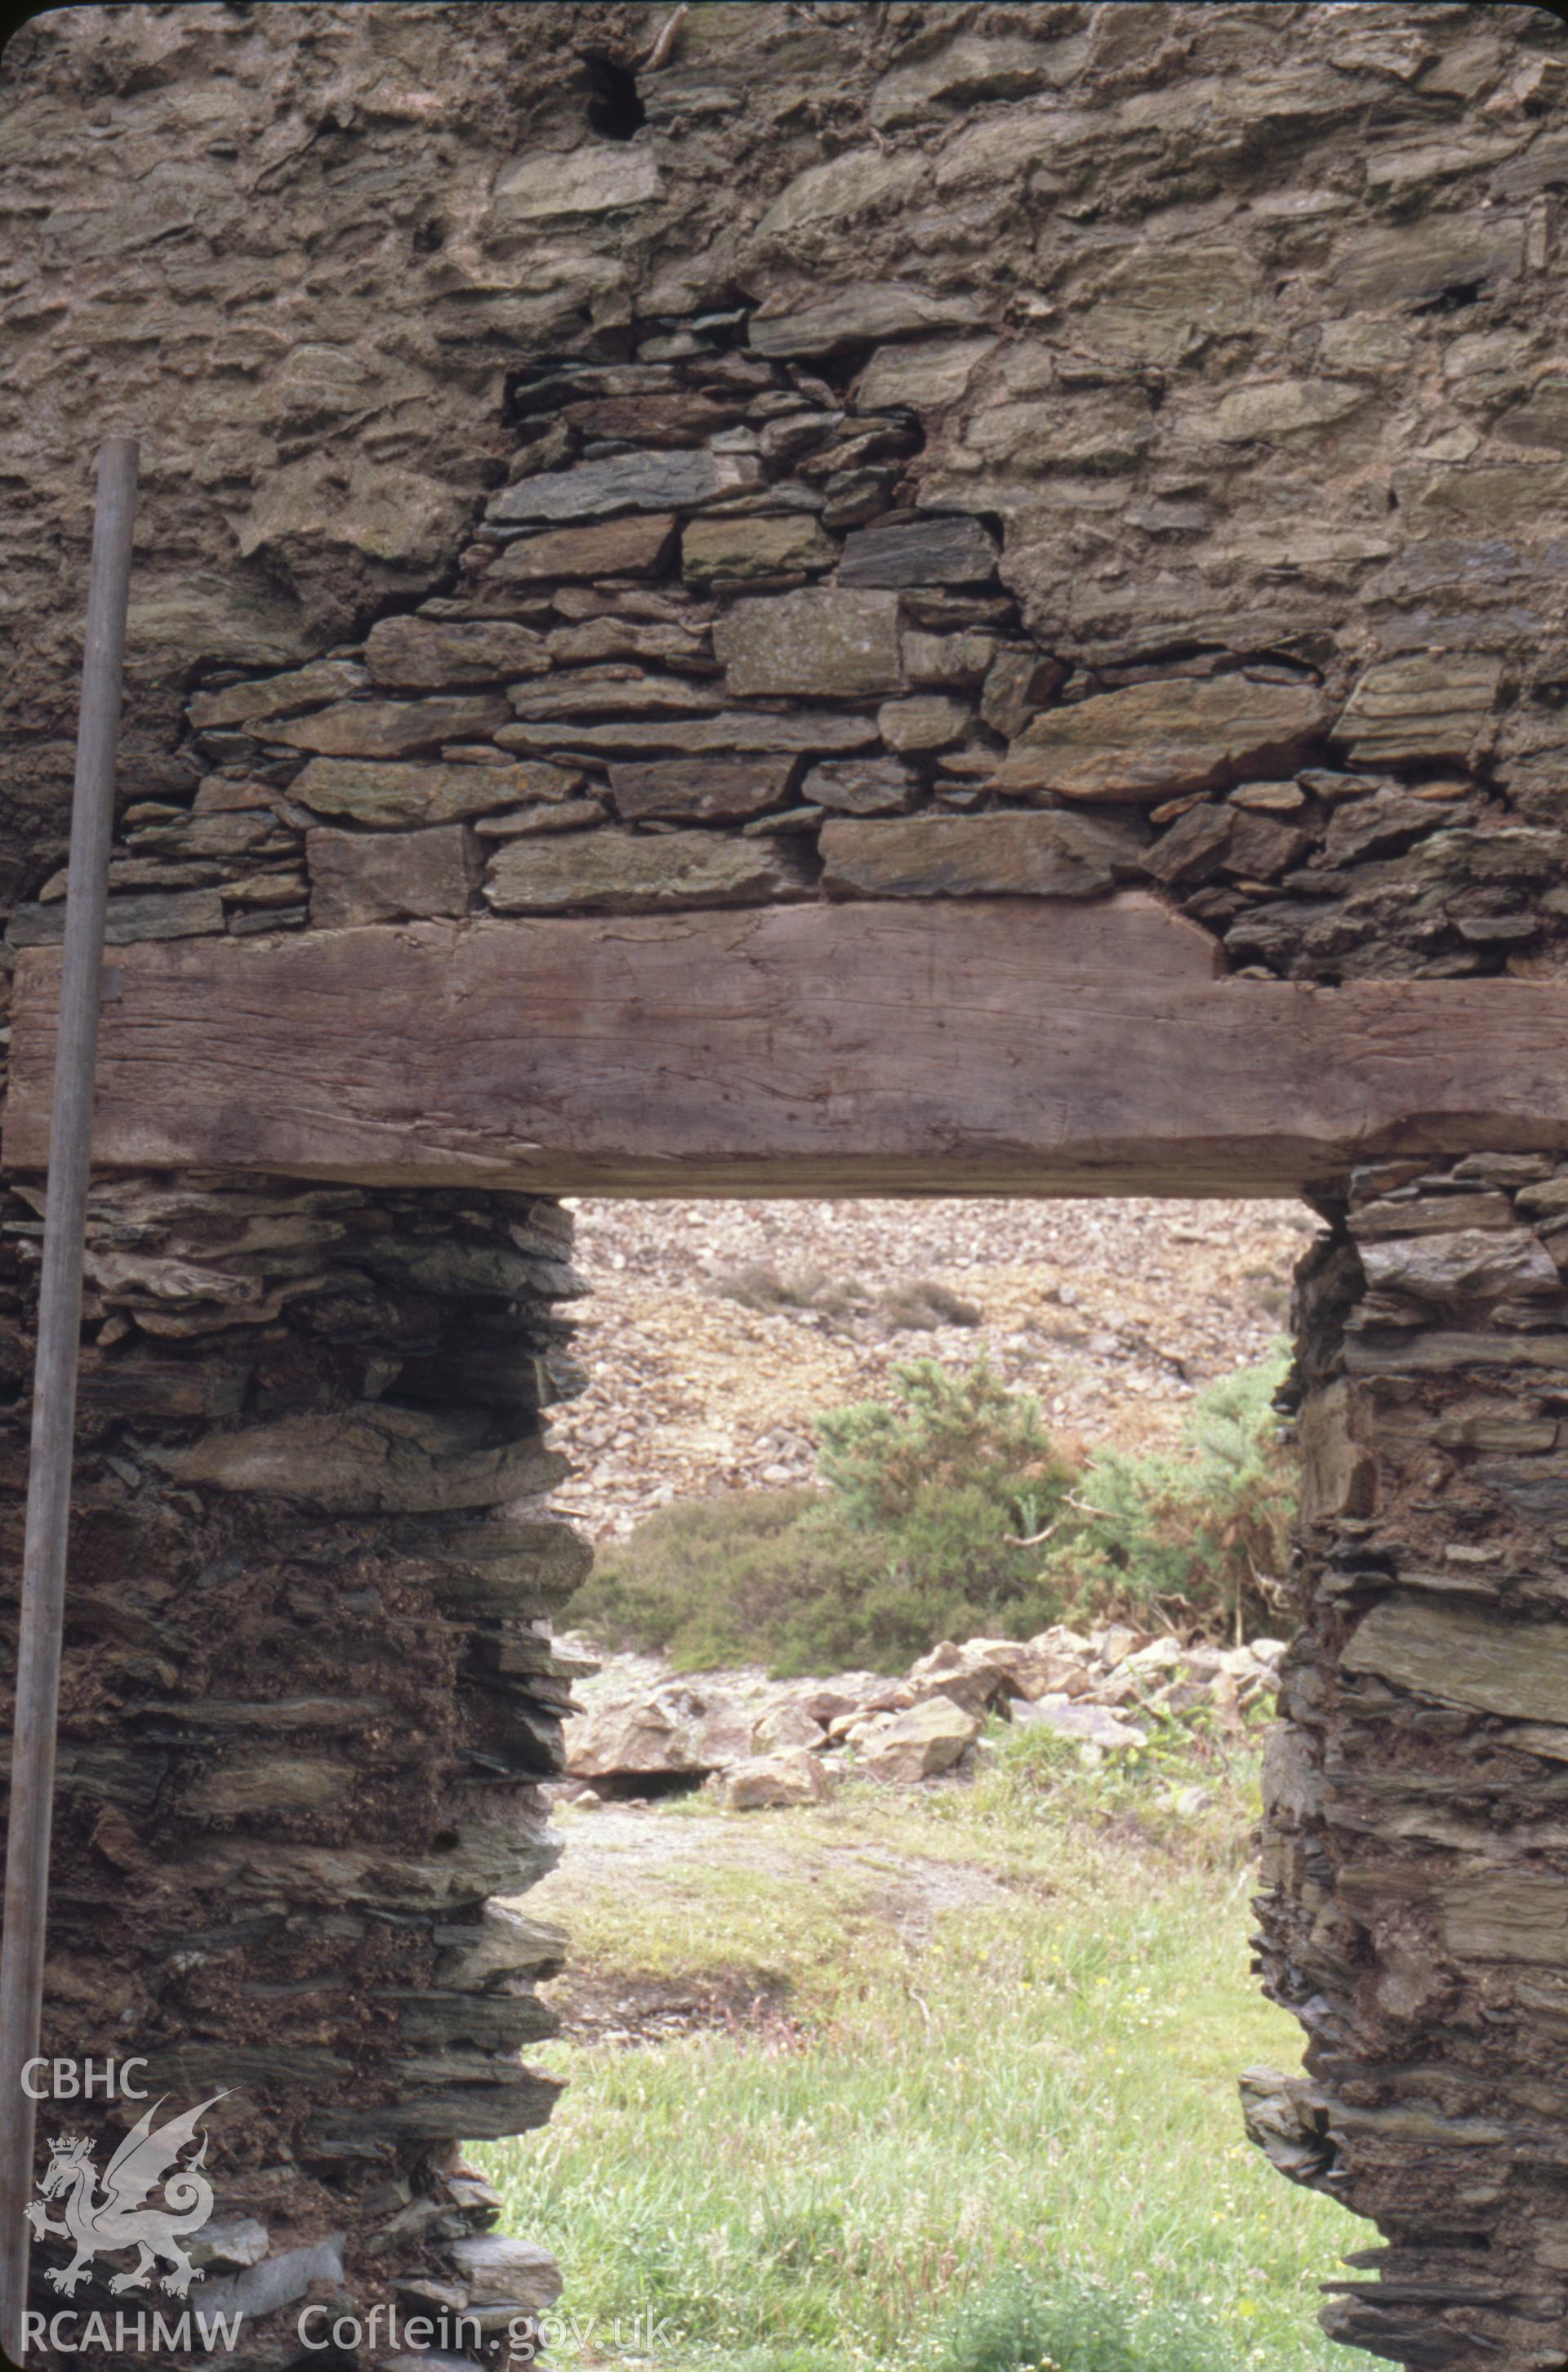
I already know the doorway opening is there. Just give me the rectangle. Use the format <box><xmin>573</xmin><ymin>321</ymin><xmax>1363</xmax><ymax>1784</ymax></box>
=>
<box><xmin>467</xmin><ymin>1190</ymin><xmax>1371</xmax><ymax>2372</ymax></box>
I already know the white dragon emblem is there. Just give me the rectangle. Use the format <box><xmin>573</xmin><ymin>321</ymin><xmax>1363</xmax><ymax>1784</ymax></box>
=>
<box><xmin>24</xmin><ymin>2094</ymin><xmax>228</xmax><ymax>2298</ymax></box>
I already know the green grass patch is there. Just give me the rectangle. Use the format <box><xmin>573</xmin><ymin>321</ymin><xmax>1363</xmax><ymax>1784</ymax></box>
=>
<box><xmin>476</xmin><ymin>1724</ymin><xmax>1374</xmax><ymax>2372</ymax></box>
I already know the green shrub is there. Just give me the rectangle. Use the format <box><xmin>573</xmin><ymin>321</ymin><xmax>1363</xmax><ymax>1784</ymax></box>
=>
<box><xmin>567</xmin><ymin>1361</ymin><xmax>1077</xmax><ymax>1676</ymax></box>
<box><xmin>926</xmin><ymin>2269</ymin><xmax>1234</xmax><ymax>2372</ymax></box>
<box><xmin>1037</xmin><ymin>1349</ymin><xmax>1294</xmax><ymax>1640</ymax></box>
<box><xmin>565</xmin><ymin>1354</ymin><xmax>1297</xmax><ymax>1673</ymax></box>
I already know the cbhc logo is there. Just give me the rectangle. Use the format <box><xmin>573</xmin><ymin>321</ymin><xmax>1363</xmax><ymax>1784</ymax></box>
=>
<box><xmin>20</xmin><ymin>2060</ymin><xmax>149</xmax><ymax>2100</ymax></box>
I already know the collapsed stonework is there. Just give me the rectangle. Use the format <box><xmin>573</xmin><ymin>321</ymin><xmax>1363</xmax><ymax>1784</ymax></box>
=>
<box><xmin>4</xmin><ymin>4</ymin><xmax>1568</xmax><ymax>2368</ymax></box>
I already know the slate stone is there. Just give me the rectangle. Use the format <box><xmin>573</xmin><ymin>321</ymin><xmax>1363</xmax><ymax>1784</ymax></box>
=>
<box><xmin>488</xmin><ymin>513</ymin><xmax>679</xmax><ymax>582</ymax></box>
<box><xmin>1183</xmin><ymin>378</ymin><xmax>1369</xmax><ymax>442</ymax></box>
<box><xmin>308</xmin><ymin>825</ymin><xmax>474</xmax><ymax>928</ymax></box>
<box><xmin>1359</xmin><ymin>1228</ymin><xmax>1561</xmax><ymax>1304</ymax></box>
<box><xmin>715</xmin><ymin>588</ymin><xmax>905</xmax><ymax>698</ymax></box>
<box><xmin>855</xmin><ymin>337</ymin><xmax>994</xmax><ymax>412</ymax></box>
<box><xmin>997</xmin><ymin>677</ymin><xmax>1331</xmax><ymax>802</ymax></box>
<box><xmin>477</xmin><ymin>797</ymin><xmax>605</xmax><ymax>836</ymax></box>
<box><xmin>1332</xmin><ymin>216</ymin><xmax>1526</xmax><ymax>310</ymax></box>
<box><xmin>1079</xmin><ymin>246</ymin><xmax>1258</xmax><ymax>363</ymax></box>
<box><xmin>270</xmin><ymin>697</ymin><xmax>511</xmax><ymax>759</ymax></box>
<box><xmin>903</xmin><ymin>629</ymin><xmax>997</xmax><ymax>687</ymax></box>
<box><xmin>1343</xmin><ymin>1594</ymin><xmax>1568</xmax><ymax>1726</ymax></box>
<box><xmin>488</xmin><ymin>451</ymin><xmax>760</xmax><ymax>529</ymax></box>
<box><xmin>877</xmin><ymin>695</ymin><xmax>971</xmax><ymax>752</ymax></box>
<box><xmin>9</xmin><ymin>890</ymin><xmax>226</xmax><ymax>947</ymax></box>
<box><xmin>819</xmin><ymin>811</ymin><xmax>1140</xmax><ymax>899</ymax></box>
<box><xmin>289</xmin><ymin>758</ymin><xmax>572</xmax><ymax>827</ymax></box>
<box><xmin>981</xmin><ymin>649</ymin><xmax>1065</xmax><ymax>738</ymax></box>
<box><xmin>871</xmin><ymin>33</ymin><xmax>1081</xmax><ymax>127</ymax></box>
<box><xmin>189</xmin><ymin>659</ymin><xmax>369</xmax><ymax>730</ymax></box>
<box><xmin>1224</xmin><ymin>809</ymin><xmax>1311</xmax><ymax>879</ymax></box>
<box><xmin>562</xmin><ymin>389</ymin><xmax>743</xmax><ymax>444</ymax></box>
<box><xmin>448</xmin><ymin>2234</ymin><xmax>563</xmax><ymax>2311</ymax></box>
<box><xmin>681</xmin><ymin>511</ymin><xmax>835</xmax><ymax>586</ymax></box>
<box><xmin>492</xmin><ymin>144</ymin><xmax>662</xmax><ymax>220</ymax></box>
<box><xmin>801</xmin><ymin>758</ymin><xmax>917</xmax><ymax>814</ymax></box>
<box><xmin>364</xmin><ymin>616</ymin><xmax>551</xmax><ymax>687</ymax></box>
<box><xmin>608</xmin><ymin>757</ymin><xmax>795</xmax><ymax>822</ymax></box>
<box><xmin>506</xmin><ymin>668</ymin><xmax>724</xmax><ymax>720</ymax></box>
<box><xmin>147</xmin><ymin>1405</ymin><xmax>566</xmax><ymax>1514</ymax></box>
<box><xmin>1146</xmin><ymin>801</ymin><xmax>1235</xmax><ymax>885</ymax></box>
<box><xmin>840</xmin><ymin>514</ymin><xmax>999</xmax><ymax>588</ymax></box>
<box><xmin>749</xmin><ymin>281</ymin><xmax>987</xmax><ymax>359</ymax></box>
<box><xmin>755</xmin><ymin>149</ymin><xmax>926</xmax><ymax>237</ymax></box>
<box><xmin>495</xmin><ymin>711</ymin><xmax>880</xmax><ymax>758</ymax></box>
<box><xmin>485</xmin><ymin>828</ymin><xmax>813</xmax><ymax>914</ymax></box>
<box><xmin>1333</xmin><ymin>655</ymin><xmax>1502</xmax><ymax>766</ymax></box>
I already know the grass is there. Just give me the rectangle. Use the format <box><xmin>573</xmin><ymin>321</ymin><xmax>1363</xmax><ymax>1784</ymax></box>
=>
<box><xmin>474</xmin><ymin>1716</ymin><xmax>1378</xmax><ymax>2372</ymax></box>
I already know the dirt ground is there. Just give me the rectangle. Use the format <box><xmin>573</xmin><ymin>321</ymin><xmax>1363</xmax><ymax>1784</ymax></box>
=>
<box><xmin>547</xmin><ymin>1195</ymin><xmax>1318</xmax><ymax>1539</ymax></box>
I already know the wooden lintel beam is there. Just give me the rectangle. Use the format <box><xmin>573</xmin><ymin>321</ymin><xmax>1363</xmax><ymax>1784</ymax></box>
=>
<box><xmin>5</xmin><ymin>896</ymin><xmax>1567</xmax><ymax>1198</ymax></box>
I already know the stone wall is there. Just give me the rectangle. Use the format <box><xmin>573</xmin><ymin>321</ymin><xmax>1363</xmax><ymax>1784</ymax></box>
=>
<box><xmin>5</xmin><ymin>6</ymin><xmax>1568</xmax><ymax>2368</ymax></box>
<box><xmin>1258</xmin><ymin>1153</ymin><xmax>1568</xmax><ymax>2372</ymax></box>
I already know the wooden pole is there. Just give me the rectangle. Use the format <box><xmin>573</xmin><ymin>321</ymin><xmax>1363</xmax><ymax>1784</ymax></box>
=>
<box><xmin>0</xmin><ymin>438</ymin><xmax>137</xmax><ymax>2361</ymax></box>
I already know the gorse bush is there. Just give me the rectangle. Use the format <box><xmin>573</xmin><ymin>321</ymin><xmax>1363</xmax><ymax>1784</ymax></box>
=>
<box><xmin>564</xmin><ymin>1353</ymin><xmax>1297</xmax><ymax>1674</ymax></box>
<box><xmin>568</xmin><ymin>1361</ymin><xmax>1074</xmax><ymax>1675</ymax></box>
<box><xmin>1039</xmin><ymin>1349</ymin><xmax>1294</xmax><ymax>1641</ymax></box>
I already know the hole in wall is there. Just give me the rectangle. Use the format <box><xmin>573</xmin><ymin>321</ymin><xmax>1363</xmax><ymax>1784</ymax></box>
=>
<box><xmin>583</xmin><ymin>53</ymin><xmax>646</xmax><ymax>141</ymax></box>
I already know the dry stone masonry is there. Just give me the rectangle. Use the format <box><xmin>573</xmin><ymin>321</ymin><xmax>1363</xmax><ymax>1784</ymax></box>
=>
<box><xmin>4</xmin><ymin>4</ymin><xmax>1568</xmax><ymax>2368</ymax></box>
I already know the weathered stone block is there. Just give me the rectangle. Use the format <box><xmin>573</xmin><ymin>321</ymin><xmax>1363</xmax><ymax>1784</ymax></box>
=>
<box><xmin>270</xmin><ymin>697</ymin><xmax>510</xmax><ymax>760</ymax></box>
<box><xmin>681</xmin><ymin>511</ymin><xmax>835</xmax><ymax>586</ymax></box>
<box><xmin>506</xmin><ymin>669</ymin><xmax>723</xmax><ymax>720</ymax></box>
<box><xmin>755</xmin><ymin>148</ymin><xmax>925</xmax><ymax>236</ymax></box>
<box><xmin>800</xmin><ymin>757</ymin><xmax>916</xmax><ymax>814</ymax></box>
<box><xmin>1332</xmin><ymin>216</ymin><xmax>1526</xmax><ymax>310</ymax></box>
<box><xmin>749</xmin><ymin>281</ymin><xmax>986</xmax><ymax>359</ymax></box>
<box><xmin>819</xmin><ymin>811</ymin><xmax>1138</xmax><ymax>899</ymax></box>
<box><xmin>189</xmin><ymin>659</ymin><xmax>369</xmax><ymax>730</ymax></box>
<box><xmin>1078</xmin><ymin>246</ymin><xmax>1258</xmax><ymax>362</ymax></box>
<box><xmin>9</xmin><ymin>890</ymin><xmax>227</xmax><ymax>947</ymax></box>
<box><xmin>488</xmin><ymin>514</ymin><xmax>679</xmax><ymax>582</ymax></box>
<box><xmin>1182</xmin><ymin>379</ymin><xmax>1369</xmax><ymax>442</ymax></box>
<box><xmin>871</xmin><ymin>33</ymin><xmax>1078</xmax><ymax>127</ymax></box>
<box><xmin>364</xmin><ymin>616</ymin><xmax>551</xmax><ymax>687</ymax></box>
<box><xmin>290</xmin><ymin>758</ymin><xmax>572</xmax><ymax>827</ymax></box>
<box><xmin>493</xmin><ymin>145</ymin><xmax>662</xmax><ymax>221</ymax></box>
<box><xmin>608</xmin><ymin>757</ymin><xmax>795</xmax><ymax>822</ymax></box>
<box><xmin>308</xmin><ymin>825</ymin><xmax>474</xmax><ymax>927</ymax></box>
<box><xmin>998</xmin><ymin>678</ymin><xmax>1330</xmax><ymax>801</ymax></box>
<box><xmin>855</xmin><ymin>337</ymin><xmax>994</xmax><ymax>412</ymax></box>
<box><xmin>485</xmin><ymin>828</ymin><xmax>813</xmax><ymax>913</ymax></box>
<box><xmin>840</xmin><ymin>514</ymin><xmax>998</xmax><ymax>588</ymax></box>
<box><xmin>146</xmin><ymin>1406</ymin><xmax>566</xmax><ymax>1514</ymax></box>
<box><xmin>1343</xmin><ymin>1594</ymin><xmax>1568</xmax><ymax>1724</ymax></box>
<box><xmin>495</xmin><ymin>710</ymin><xmax>880</xmax><ymax>759</ymax></box>
<box><xmin>1333</xmin><ymin>655</ymin><xmax>1502</xmax><ymax>766</ymax></box>
<box><xmin>488</xmin><ymin>452</ymin><xmax>760</xmax><ymax>529</ymax></box>
<box><xmin>877</xmin><ymin>695</ymin><xmax>971</xmax><ymax>752</ymax></box>
<box><xmin>715</xmin><ymin>588</ymin><xmax>904</xmax><ymax>697</ymax></box>
<box><xmin>1358</xmin><ymin>1228</ymin><xmax>1561</xmax><ymax>1304</ymax></box>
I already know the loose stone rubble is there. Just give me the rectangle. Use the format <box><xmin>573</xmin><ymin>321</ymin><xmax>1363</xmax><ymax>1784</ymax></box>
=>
<box><xmin>557</xmin><ymin>1625</ymin><xmax>1285</xmax><ymax>1800</ymax></box>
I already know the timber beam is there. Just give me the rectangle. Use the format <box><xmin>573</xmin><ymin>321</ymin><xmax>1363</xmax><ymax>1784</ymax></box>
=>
<box><xmin>6</xmin><ymin>895</ymin><xmax>1567</xmax><ymax>1197</ymax></box>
